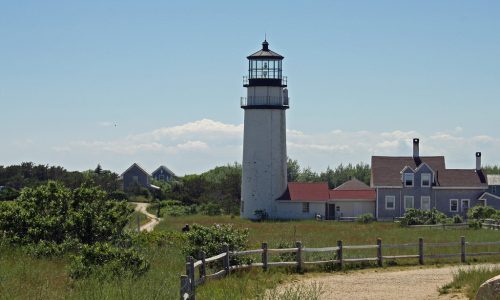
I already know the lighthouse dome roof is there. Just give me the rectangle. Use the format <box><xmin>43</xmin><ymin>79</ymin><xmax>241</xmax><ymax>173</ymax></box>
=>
<box><xmin>247</xmin><ymin>40</ymin><xmax>284</xmax><ymax>59</ymax></box>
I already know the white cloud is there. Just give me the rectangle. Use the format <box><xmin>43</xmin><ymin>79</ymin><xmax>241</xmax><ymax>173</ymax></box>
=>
<box><xmin>50</xmin><ymin>119</ymin><xmax>500</xmax><ymax>174</ymax></box>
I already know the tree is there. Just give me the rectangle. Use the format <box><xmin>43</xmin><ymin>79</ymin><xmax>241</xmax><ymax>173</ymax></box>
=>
<box><xmin>94</xmin><ymin>164</ymin><xmax>102</xmax><ymax>175</ymax></box>
<box><xmin>287</xmin><ymin>158</ymin><xmax>300</xmax><ymax>182</ymax></box>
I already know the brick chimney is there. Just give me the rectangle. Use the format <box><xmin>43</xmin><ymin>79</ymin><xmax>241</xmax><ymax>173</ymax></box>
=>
<box><xmin>413</xmin><ymin>138</ymin><xmax>420</xmax><ymax>158</ymax></box>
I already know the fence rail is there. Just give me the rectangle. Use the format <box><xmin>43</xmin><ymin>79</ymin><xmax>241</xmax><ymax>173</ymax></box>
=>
<box><xmin>179</xmin><ymin>237</ymin><xmax>500</xmax><ymax>300</ymax></box>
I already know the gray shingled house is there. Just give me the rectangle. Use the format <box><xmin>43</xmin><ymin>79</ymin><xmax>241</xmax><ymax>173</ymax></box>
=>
<box><xmin>371</xmin><ymin>138</ymin><xmax>491</xmax><ymax>220</ymax></box>
<box><xmin>152</xmin><ymin>165</ymin><xmax>175</xmax><ymax>182</ymax></box>
<box><xmin>121</xmin><ymin>163</ymin><xmax>152</xmax><ymax>191</ymax></box>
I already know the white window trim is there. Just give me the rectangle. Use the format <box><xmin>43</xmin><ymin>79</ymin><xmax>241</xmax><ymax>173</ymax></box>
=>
<box><xmin>404</xmin><ymin>173</ymin><xmax>414</xmax><ymax>187</ymax></box>
<box><xmin>461</xmin><ymin>199</ymin><xmax>470</xmax><ymax>211</ymax></box>
<box><xmin>450</xmin><ymin>199</ymin><xmax>459</xmax><ymax>212</ymax></box>
<box><xmin>404</xmin><ymin>196</ymin><xmax>414</xmax><ymax>210</ymax></box>
<box><xmin>421</xmin><ymin>196</ymin><xmax>431</xmax><ymax>211</ymax></box>
<box><xmin>302</xmin><ymin>202</ymin><xmax>310</xmax><ymax>213</ymax></box>
<box><xmin>385</xmin><ymin>196</ymin><xmax>396</xmax><ymax>210</ymax></box>
<box><xmin>421</xmin><ymin>173</ymin><xmax>431</xmax><ymax>187</ymax></box>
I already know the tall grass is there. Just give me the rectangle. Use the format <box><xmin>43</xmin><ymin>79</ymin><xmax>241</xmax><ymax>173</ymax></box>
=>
<box><xmin>2</xmin><ymin>214</ymin><xmax>500</xmax><ymax>299</ymax></box>
<box><xmin>440</xmin><ymin>266</ymin><xmax>500</xmax><ymax>299</ymax></box>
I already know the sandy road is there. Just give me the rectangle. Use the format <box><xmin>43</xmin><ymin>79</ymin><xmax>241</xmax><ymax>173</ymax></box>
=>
<box><xmin>283</xmin><ymin>263</ymin><xmax>500</xmax><ymax>300</ymax></box>
<box><xmin>132</xmin><ymin>202</ymin><xmax>161</xmax><ymax>232</ymax></box>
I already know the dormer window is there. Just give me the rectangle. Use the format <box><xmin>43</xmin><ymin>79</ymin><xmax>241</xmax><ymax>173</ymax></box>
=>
<box><xmin>404</xmin><ymin>173</ymin><xmax>414</xmax><ymax>187</ymax></box>
<box><xmin>421</xmin><ymin>173</ymin><xmax>431</xmax><ymax>187</ymax></box>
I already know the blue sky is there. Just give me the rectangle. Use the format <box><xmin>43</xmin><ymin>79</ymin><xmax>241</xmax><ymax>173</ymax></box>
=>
<box><xmin>1</xmin><ymin>1</ymin><xmax>499</xmax><ymax>175</ymax></box>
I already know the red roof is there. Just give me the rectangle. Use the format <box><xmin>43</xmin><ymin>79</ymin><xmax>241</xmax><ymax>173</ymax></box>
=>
<box><xmin>329</xmin><ymin>189</ymin><xmax>376</xmax><ymax>201</ymax></box>
<box><xmin>278</xmin><ymin>182</ymin><xmax>330</xmax><ymax>201</ymax></box>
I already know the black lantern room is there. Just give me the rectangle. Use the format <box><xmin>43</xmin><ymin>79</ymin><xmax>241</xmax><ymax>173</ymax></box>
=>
<box><xmin>244</xmin><ymin>40</ymin><xmax>287</xmax><ymax>87</ymax></box>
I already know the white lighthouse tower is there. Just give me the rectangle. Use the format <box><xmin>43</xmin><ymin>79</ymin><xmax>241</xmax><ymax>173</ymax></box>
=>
<box><xmin>240</xmin><ymin>40</ymin><xmax>289</xmax><ymax>219</ymax></box>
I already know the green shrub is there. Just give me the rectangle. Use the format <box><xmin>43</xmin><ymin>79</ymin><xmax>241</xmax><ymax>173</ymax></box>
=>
<box><xmin>183</xmin><ymin>224</ymin><xmax>249</xmax><ymax>265</ymax></box>
<box><xmin>0</xmin><ymin>181</ymin><xmax>148</xmax><ymax>279</ymax></box>
<box><xmin>452</xmin><ymin>214</ymin><xmax>463</xmax><ymax>224</ymax></box>
<box><xmin>108</xmin><ymin>190</ymin><xmax>128</xmax><ymax>201</ymax></box>
<box><xmin>0</xmin><ymin>187</ymin><xmax>20</xmax><ymax>201</ymax></box>
<box><xmin>468</xmin><ymin>219</ymin><xmax>482</xmax><ymax>229</ymax></box>
<box><xmin>400</xmin><ymin>208</ymin><xmax>447</xmax><ymax>226</ymax></box>
<box><xmin>69</xmin><ymin>242</ymin><xmax>149</xmax><ymax>279</ymax></box>
<box><xmin>199</xmin><ymin>202</ymin><xmax>223</xmax><ymax>216</ymax></box>
<box><xmin>467</xmin><ymin>205</ymin><xmax>497</xmax><ymax>220</ymax></box>
<box><xmin>254</xmin><ymin>209</ymin><xmax>269</xmax><ymax>221</ymax></box>
<box><xmin>357</xmin><ymin>213</ymin><xmax>374</xmax><ymax>224</ymax></box>
<box><xmin>159</xmin><ymin>200</ymin><xmax>196</xmax><ymax>216</ymax></box>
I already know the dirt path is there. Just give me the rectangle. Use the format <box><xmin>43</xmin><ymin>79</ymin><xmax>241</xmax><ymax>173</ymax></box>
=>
<box><xmin>285</xmin><ymin>263</ymin><xmax>500</xmax><ymax>300</ymax></box>
<box><xmin>132</xmin><ymin>202</ymin><xmax>161</xmax><ymax>232</ymax></box>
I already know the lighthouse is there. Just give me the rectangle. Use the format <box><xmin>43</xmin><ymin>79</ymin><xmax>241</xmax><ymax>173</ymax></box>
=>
<box><xmin>240</xmin><ymin>40</ymin><xmax>289</xmax><ymax>219</ymax></box>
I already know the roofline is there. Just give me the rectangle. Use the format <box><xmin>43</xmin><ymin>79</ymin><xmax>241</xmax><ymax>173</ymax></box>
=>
<box><xmin>121</xmin><ymin>163</ymin><xmax>151</xmax><ymax>177</ymax></box>
<box><xmin>152</xmin><ymin>165</ymin><xmax>175</xmax><ymax>176</ymax></box>
<box><xmin>479</xmin><ymin>192</ymin><xmax>500</xmax><ymax>200</ymax></box>
<box><xmin>433</xmin><ymin>186</ymin><xmax>488</xmax><ymax>190</ymax></box>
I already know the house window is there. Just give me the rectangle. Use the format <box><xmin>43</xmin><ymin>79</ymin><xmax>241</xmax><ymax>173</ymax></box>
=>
<box><xmin>159</xmin><ymin>174</ymin><xmax>165</xmax><ymax>180</ymax></box>
<box><xmin>132</xmin><ymin>176</ymin><xmax>139</xmax><ymax>183</ymax></box>
<box><xmin>385</xmin><ymin>196</ymin><xmax>396</xmax><ymax>210</ymax></box>
<box><xmin>404</xmin><ymin>173</ymin><xmax>414</xmax><ymax>187</ymax></box>
<box><xmin>450</xmin><ymin>199</ymin><xmax>459</xmax><ymax>212</ymax></box>
<box><xmin>461</xmin><ymin>199</ymin><xmax>470</xmax><ymax>212</ymax></box>
<box><xmin>421</xmin><ymin>196</ymin><xmax>431</xmax><ymax>211</ymax></box>
<box><xmin>302</xmin><ymin>202</ymin><xmax>310</xmax><ymax>213</ymax></box>
<box><xmin>404</xmin><ymin>196</ymin><xmax>414</xmax><ymax>210</ymax></box>
<box><xmin>421</xmin><ymin>173</ymin><xmax>431</xmax><ymax>187</ymax></box>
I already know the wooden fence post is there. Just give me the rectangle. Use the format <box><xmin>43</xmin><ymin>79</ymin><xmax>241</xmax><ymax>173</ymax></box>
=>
<box><xmin>262</xmin><ymin>242</ymin><xmax>268</xmax><ymax>271</ymax></box>
<box><xmin>377</xmin><ymin>238</ymin><xmax>383</xmax><ymax>267</ymax></box>
<box><xmin>199</xmin><ymin>251</ymin><xmax>206</xmax><ymax>282</ymax></box>
<box><xmin>180</xmin><ymin>275</ymin><xmax>190</xmax><ymax>300</ymax></box>
<box><xmin>337</xmin><ymin>240</ymin><xmax>343</xmax><ymax>269</ymax></box>
<box><xmin>187</xmin><ymin>256</ymin><xmax>195</xmax><ymax>300</ymax></box>
<box><xmin>296</xmin><ymin>241</ymin><xmax>303</xmax><ymax>273</ymax></box>
<box><xmin>222</xmin><ymin>244</ymin><xmax>230</xmax><ymax>275</ymax></box>
<box><xmin>460</xmin><ymin>236</ymin><xmax>466</xmax><ymax>263</ymax></box>
<box><xmin>418</xmin><ymin>238</ymin><xmax>424</xmax><ymax>265</ymax></box>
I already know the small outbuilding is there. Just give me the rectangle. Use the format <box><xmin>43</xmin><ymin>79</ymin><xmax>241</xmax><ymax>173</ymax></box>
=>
<box><xmin>328</xmin><ymin>178</ymin><xmax>376</xmax><ymax>220</ymax></box>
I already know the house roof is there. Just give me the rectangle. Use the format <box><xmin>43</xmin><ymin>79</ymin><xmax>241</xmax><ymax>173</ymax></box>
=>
<box><xmin>436</xmin><ymin>169</ymin><xmax>487</xmax><ymax>188</ymax></box>
<box><xmin>487</xmin><ymin>174</ymin><xmax>500</xmax><ymax>185</ymax></box>
<box><xmin>371</xmin><ymin>156</ymin><xmax>446</xmax><ymax>186</ymax></box>
<box><xmin>478</xmin><ymin>192</ymin><xmax>500</xmax><ymax>201</ymax></box>
<box><xmin>335</xmin><ymin>178</ymin><xmax>371</xmax><ymax>190</ymax></box>
<box><xmin>120</xmin><ymin>163</ymin><xmax>151</xmax><ymax>177</ymax></box>
<box><xmin>371</xmin><ymin>156</ymin><xmax>487</xmax><ymax>188</ymax></box>
<box><xmin>277</xmin><ymin>182</ymin><xmax>330</xmax><ymax>201</ymax></box>
<box><xmin>152</xmin><ymin>165</ymin><xmax>175</xmax><ymax>176</ymax></box>
<box><xmin>329</xmin><ymin>190</ymin><xmax>376</xmax><ymax>201</ymax></box>
<box><xmin>330</xmin><ymin>178</ymin><xmax>376</xmax><ymax>201</ymax></box>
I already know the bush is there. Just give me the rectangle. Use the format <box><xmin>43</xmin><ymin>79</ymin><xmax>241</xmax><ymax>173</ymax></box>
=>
<box><xmin>254</xmin><ymin>209</ymin><xmax>269</xmax><ymax>221</ymax></box>
<box><xmin>108</xmin><ymin>190</ymin><xmax>128</xmax><ymax>201</ymax></box>
<box><xmin>0</xmin><ymin>187</ymin><xmax>20</xmax><ymax>201</ymax></box>
<box><xmin>183</xmin><ymin>224</ymin><xmax>249</xmax><ymax>265</ymax></box>
<box><xmin>468</xmin><ymin>219</ymin><xmax>482</xmax><ymax>229</ymax></box>
<box><xmin>0</xmin><ymin>181</ymin><xmax>148</xmax><ymax>279</ymax></box>
<box><xmin>159</xmin><ymin>200</ymin><xmax>196</xmax><ymax>217</ymax></box>
<box><xmin>400</xmin><ymin>208</ymin><xmax>447</xmax><ymax>226</ymax></box>
<box><xmin>69</xmin><ymin>242</ymin><xmax>149</xmax><ymax>279</ymax></box>
<box><xmin>467</xmin><ymin>205</ymin><xmax>497</xmax><ymax>220</ymax></box>
<box><xmin>452</xmin><ymin>214</ymin><xmax>463</xmax><ymax>224</ymax></box>
<box><xmin>357</xmin><ymin>213</ymin><xmax>374</xmax><ymax>224</ymax></box>
<box><xmin>199</xmin><ymin>202</ymin><xmax>223</xmax><ymax>216</ymax></box>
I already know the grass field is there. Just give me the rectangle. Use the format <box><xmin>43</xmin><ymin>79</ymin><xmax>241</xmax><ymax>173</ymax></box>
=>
<box><xmin>1</xmin><ymin>214</ymin><xmax>500</xmax><ymax>300</ymax></box>
<box><xmin>440</xmin><ymin>266</ymin><xmax>500</xmax><ymax>298</ymax></box>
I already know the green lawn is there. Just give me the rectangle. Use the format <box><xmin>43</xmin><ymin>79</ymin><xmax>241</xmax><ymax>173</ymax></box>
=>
<box><xmin>1</xmin><ymin>214</ymin><xmax>500</xmax><ymax>300</ymax></box>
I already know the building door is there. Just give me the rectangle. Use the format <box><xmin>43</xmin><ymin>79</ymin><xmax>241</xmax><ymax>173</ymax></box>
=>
<box><xmin>327</xmin><ymin>203</ymin><xmax>335</xmax><ymax>220</ymax></box>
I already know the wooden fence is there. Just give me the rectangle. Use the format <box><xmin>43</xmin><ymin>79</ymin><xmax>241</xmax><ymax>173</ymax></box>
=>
<box><xmin>179</xmin><ymin>237</ymin><xmax>500</xmax><ymax>300</ymax></box>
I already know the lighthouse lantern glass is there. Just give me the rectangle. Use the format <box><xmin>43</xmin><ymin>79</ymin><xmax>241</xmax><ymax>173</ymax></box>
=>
<box><xmin>249</xmin><ymin>59</ymin><xmax>282</xmax><ymax>79</ymax></box>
